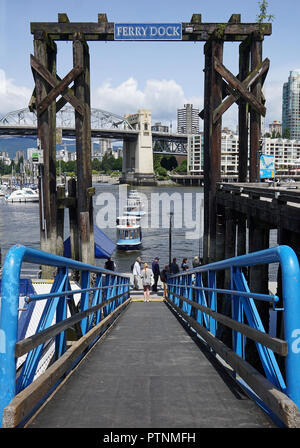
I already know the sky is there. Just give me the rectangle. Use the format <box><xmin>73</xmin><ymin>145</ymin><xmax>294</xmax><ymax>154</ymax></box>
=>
<box><xmin>0</xmin><ymin>0</ymin><xmax>300</xmax><ymax>132</ymax></box>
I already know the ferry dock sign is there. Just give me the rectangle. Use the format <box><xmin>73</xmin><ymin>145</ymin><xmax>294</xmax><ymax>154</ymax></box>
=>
<box><xmin>114</xmin><ymin>23</ymin><xmax>182</xmax><ymax>40</ymax></box>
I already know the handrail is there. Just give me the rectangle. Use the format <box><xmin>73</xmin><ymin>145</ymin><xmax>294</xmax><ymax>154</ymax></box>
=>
<box><xmin>167</xmin><ymin>245</ymin><xmax>300</xmax><ymax>427</ymax></box>
<box><xmin>0</xmin><ymin>244</ymin><xmax>131</xmax><ymax>427</ymax></box>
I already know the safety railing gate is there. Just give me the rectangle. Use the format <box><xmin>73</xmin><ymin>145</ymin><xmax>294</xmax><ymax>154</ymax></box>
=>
<box><xmin>0</xmin><ymin>245</ymin><xmax>130</xmax><ymax>428</ymax></box>
<box><xmin>167</xmin><ymin>245</ymin><xmax>300</xmax><ymax>428</ymax></box>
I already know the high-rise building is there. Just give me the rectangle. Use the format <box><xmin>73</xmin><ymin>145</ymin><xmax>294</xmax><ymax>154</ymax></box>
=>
<box><xmin>177</xmin><ymin>104</ymin><xmax>199</xmax><ymax>134</ymax></box>
<box><xmin>282</xmin><ymin>70</ymin><xmax>300</xmax><ymax>139</ymax></box>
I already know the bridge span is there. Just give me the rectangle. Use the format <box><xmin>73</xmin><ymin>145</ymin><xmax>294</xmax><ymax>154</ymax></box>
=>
<box><xmin>0</xmin><ymin>107</ymin><xmax>188</xmax><ymax>185</ymax></box>
<box><xmin>1</xmin><ymin>244</ymin><xmax>300</xmax><ymax>428</ymax></box>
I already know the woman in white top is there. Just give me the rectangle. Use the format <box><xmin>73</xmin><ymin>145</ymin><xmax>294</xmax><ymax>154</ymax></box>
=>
<box><xmin>140</xmin><ymin>263</ymin><xmax>153</xmax><ymax>302</ymax></box>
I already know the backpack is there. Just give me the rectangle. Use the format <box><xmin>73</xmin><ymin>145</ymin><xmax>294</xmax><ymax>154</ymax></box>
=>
<box><xmin>131</xmin><ymin>262</ymin><xmax>135</xmax><ymax>272</ymax></box>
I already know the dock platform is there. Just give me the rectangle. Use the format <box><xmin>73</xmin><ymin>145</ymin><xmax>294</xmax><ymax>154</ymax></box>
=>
<box><xmin>27</xmin><ymin>289</ymin><xmax>274</xmax><ymax>428</ymax></box>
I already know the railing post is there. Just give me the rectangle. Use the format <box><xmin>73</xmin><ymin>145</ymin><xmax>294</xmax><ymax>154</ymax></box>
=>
<box><xmin>208</xmin><ymin>270</ymin><xmax>217</xmax><ymax>336</ymax></box>
<box><xmin>0</xmin><ymin>246</ymin><xmax>24</xmax><ymax>427</ymax></box>
<box><xmin>280</xmin><ymin>246</ymin><xmax>300</xmax><ymax>409</ymax></box>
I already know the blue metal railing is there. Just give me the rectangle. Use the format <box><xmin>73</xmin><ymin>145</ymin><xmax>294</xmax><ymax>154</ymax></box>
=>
<box><xmin>167</xmin><ymin>245</ymin><xmax>300</xmax><ymax>425</ymax></box>
<box><xmin>0</xmin><ymin>244</ymin><xmax>130</xmax><ymax>427</ymax></box>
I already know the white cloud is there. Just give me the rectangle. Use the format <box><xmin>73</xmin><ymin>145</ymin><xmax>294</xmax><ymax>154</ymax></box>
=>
<box><xmin>92</xmin><ymin>77</ymin><xmax>203</xmax><ymax>124</ymax></box>
<box><xmin>0</xmin><ymin>69</ymin><xmax>31</xmax><ymax>117</ymax></box>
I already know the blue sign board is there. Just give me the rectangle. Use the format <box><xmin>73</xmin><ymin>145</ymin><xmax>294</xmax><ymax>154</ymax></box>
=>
<box><xmin>260</xmin><ymin>154</ymin><xmax>275</xmax><ymax>179</ymax></box>
<box><xmin>114</xmin><ymin>23</ymin><xmax>182</xmax><ymax>41</ymax></box>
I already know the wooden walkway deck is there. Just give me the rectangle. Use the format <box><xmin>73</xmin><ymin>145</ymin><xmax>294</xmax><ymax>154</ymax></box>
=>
<box><xmin>26</xmin><ymin>288</ymin><xmax>275</xmax><ymax>428</ymax></box>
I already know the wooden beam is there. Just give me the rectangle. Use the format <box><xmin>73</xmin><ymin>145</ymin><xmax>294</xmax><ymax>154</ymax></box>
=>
<box><xmin>238</xmin><ymin>41</ymin><xmax>250</xmax><ymax>183</ymax></box>
<box><xmin>213</xmin><ymin>58</ymin><xmax>269</xmax><ymax>123</ymax></box>
<box><xmin>203</xmin><ymin>39</ymin><xmax>224</xmax><ymax>264</ymax></box>
<box><xmin>249</xmin><ymin>37</ymin><xmax>263</xmax><ymax>182</ymax></box>
<box><xmin>30</xmin><ymin>21</ymin><xmax>272</xmax><ymax>41</ymax></box>
<box><xmin>213</xmin><ymin>57</ymin><xmax>266</xmax><ymax>116</ymax></box>
<box><xmin>73</xmin><ymin>34</ymin><xmax>94</xmax><ymax>265</ymax></box>
<box><xmin>36</xmin><ymin>66</ymin><xmax>83</xmax><ymax>116</ymax></box>
<box><xmin>30</xmin><ymin>54</ymin><xmax>85</xmax><ymax>115</ymax></box>
<box><xmin>33</xmin><ymin>36</ymin><xmax>57</xmax><ymax>275</ymax></box>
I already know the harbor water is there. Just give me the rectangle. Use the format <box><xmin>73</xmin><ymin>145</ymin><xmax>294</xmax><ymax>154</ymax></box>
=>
<box><xmin>0</xmin><ymin>184</ymin><xmax>205</xmax><ymax>274</ymax></box>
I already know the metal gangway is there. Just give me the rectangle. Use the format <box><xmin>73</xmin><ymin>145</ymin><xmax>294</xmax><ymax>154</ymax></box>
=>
<box><xmin>0</xmin><ymin>244</ymin><xmax>300</xmax><ymax>428</ymax></box>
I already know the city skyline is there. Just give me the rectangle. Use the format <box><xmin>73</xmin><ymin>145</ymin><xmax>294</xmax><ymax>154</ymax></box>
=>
<box><xmin>0</xmin><ymin>1</ymin><xmax>300</xmax><ymax>130</ymax></box>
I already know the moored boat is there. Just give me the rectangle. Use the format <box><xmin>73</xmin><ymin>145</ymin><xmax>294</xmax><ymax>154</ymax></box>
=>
<box><xmin>5</xmin><ymin>188</ymin><xmax>39</xmax><ymax>202</ymax></box>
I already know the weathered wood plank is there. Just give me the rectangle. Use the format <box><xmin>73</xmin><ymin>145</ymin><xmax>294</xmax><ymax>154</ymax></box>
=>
<box><xmin>213</xmin><ymin>57</ymin><xmax>266</xmax><ymax>116</ymax></box>
<box><xmin>249</xmin><ymin>37</ymin><xmax>263</xmax><ymax>182</ymax></box>
<box><xmin>30</xmin><ymin>21</ymin><xmax>272</xmax><ymax>41</ymax></box>
<box><xmin>33</xmin><ymin>37</ymin><xmax>57</xmax><ymax>274</ymax></box>
<box><xmin>73</xmin><ymin>35</ymin><xmax>94</xmax><ymax>265</ymax></box>
<box><xmin>203</xmin><ymin>40</ymin><xmax>223</xmax><ymax>263</ymax></box>
<box><xmin>31</xmin><ymin>54</ymin><xmax>85</xmax><ymax>115</ymax></box>
<box><xmin>213</xmin><ymin>58</ymin><xmax>269</xmax><ymax>123</ymax></box>
<box><xmin>36</xmin><ymin>66</ymin><xmax>83</xmax><ymax>116</ymax></box>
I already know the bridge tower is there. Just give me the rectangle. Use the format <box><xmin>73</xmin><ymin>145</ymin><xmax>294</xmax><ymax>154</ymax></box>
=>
<box><xmin>121</xmin><ymin>110</ymin><xmax>155</xmax><ymax>185</ymax></box>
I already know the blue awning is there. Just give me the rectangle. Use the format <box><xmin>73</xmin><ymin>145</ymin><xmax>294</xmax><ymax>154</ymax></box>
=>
<box><xmin>63</xmin><ymin>225</ymin><xmax>116</xmax><ymax>259</ymax></box>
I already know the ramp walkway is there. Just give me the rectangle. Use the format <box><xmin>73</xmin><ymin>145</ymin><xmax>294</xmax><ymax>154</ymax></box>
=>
<box><xmin>27</xmin><ymin>294</ymin><xmax>274</xmax><ymax>428</ymax></box>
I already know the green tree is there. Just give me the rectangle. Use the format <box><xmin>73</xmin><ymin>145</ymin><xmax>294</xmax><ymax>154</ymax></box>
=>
<box><xmin>256</xmin><ymin>0</ymin><xmax>275</xmax><ymax>23</ymax></box>
<box><xmin>173</xmin><ymin>159</ymin><xmax>187</xmax><ymax>174</ymax></box>
<box><xmin>283</xmin><ymin>128</ymin><xmax>291</xmax><ymax>139</ymax></box>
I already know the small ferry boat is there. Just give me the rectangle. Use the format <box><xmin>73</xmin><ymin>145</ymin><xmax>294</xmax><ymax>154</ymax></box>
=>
<box><xmin>116</xmin><ymin>216</ymin><xmax>142</xmax><ymax>251</ymax></box>
<box><xmin>123</xmin><ymin>198</ymin><xmax>146</xmax><ymax>216</ymax></box>
<box><xmin>5</xmin><ymin>188</ymin><xmax>39</xmax><ymax>202</ymax></box>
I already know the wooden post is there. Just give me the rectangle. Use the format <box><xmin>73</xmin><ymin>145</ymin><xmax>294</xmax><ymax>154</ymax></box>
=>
<box><xmin>33</xmin><ymin>32</ymin><xmax>57</xmax><ymax>277</ymax></box>
<box><xmin>249</xmin><ymin>34</ymin><xmax>263</xmax><ymax>183</ymax></box>
<box><xmin>237</xmin><ymin>213</ymin><xmax>247</xmax><ymax>256</ymax></box>
<box><xmin>68</xmin><ymin>178</ymin><xmax>79</xmax><ymax>262</ymax></box>
<box><xmin>247</xmin><ymin>216</ymin><xmax>270</xmax><ymax>371</ymax></box>
<box><xmin>203</xmin><ymin>38</ymin><xmax>224</xmax><ymax>264</ymax></box>
<box><xmin>73</xmin><ymin>33</ymin><xmax>94</xmax><ymax>265</ymax></box>
<box><xmin>56</xmin><ymin>186</ymin><xmax>65</xmax><ymax>257</ymax></box>
<box><xmin>238</xmin><ymin>40</ymin><xmax>250</xmax><ymax>182</ymax></box>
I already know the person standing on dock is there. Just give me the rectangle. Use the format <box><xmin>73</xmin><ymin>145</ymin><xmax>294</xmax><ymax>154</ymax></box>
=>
<box><xmin>170</xmin><ymin>257</ymin><xmax>179</xmax><ymax>274</ymax></box>
<box><xmin>181</xmin><ymin>258</ymin><xmax>189</xmax><ymax>271</ymax></box>
<box><xmin>105</xmin><ymin>257</ymin><xmax>116</xmax><ymax>271</ymax></box>
<box><xmin>140</xmin><ymin>263</ymin><xmax>152</xmax><ymax>302</ymax></box>
<box><xmin>160</xmin><ymin>265</ymin><xmax>170</xmax><ymax>299</ymax></box>
<box><xmin>132</xmin><ymin>257</ymin><xmax>142</xmax><ymax>290</ymax></box>
<box><xmin>152</xmin><ymin>257</ymin><xmax>160</xmax><ymax>292</ymax></box>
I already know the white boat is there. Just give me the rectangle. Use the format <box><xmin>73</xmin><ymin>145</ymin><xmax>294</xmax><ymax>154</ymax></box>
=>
<box><xmin>116</xmin><ymin>216</ymin><xmax>142</xmax><ymax>250</ymax></box>
<box><xmin>123</xmin><ymin>199</ymin><xmax>146</xmax><ymax>216</ymax></box>
<box><xmin>5</xmin><ymin>188</ymin><xmax>39</xmax><ymax>203</ymax></box>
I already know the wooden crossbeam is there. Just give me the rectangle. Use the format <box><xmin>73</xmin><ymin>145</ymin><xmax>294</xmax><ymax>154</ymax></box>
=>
<box><xmin>30</xmin><ymin>21</ymin><xmax>272</xmax><ymax>42</ymax></box>
<box><xmin>213</xmin><ymin>57</ymin><xmax>266</xmax><ymax>117</ymax></box>
<box><xmin>36</xmin><ymin>65</ymin><xmax>83</xmax><ymax>116</ymax></box>
<box><xmin>213</xmin><ymin>58</ymin><xmax>269</xmax><ymax>123</ymax></box>
<box><xmin>30</xmin><ymin>54</ymin><xmax>85</xmax><ymax>115</ymax></box>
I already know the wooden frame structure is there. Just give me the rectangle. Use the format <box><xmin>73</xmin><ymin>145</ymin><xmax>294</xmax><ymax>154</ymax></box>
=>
<box><xmin>29</xmin><ymin>13</ymin><xmax>272</xmax><ymax>271</ymax></box>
